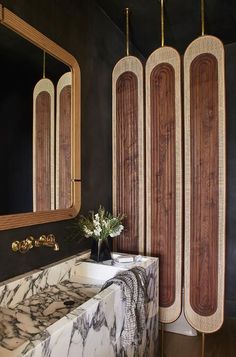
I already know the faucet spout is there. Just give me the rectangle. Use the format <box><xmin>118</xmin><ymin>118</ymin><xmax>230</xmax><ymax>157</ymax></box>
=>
<box><xmin>54</xmin><ymin>242</ymin><xmax>60</xmax><ymax>251</ymax></box>
<box><xmin>35</xmin><ymin>234</ymin><xmax>59</xmax><ymax>250</ymax></box>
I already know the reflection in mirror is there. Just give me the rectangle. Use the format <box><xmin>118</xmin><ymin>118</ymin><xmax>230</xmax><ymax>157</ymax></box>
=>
<box><xmin>0</xmin><ymin>4</ymin><xmax>80</xmax><ymax>230</ymax></box>
<box><xmin>0</xmin><ymin>25</ymin><xmax>71</xmax><ymax>215</ymax></box>
<box><xmin>56</xmin><ymin>72</ymin><xmax>72</xmax><ymax>210</ymax></box>
<box><xmin>33</xmin><ymin>74</ymin><xmax>55</xmax><ymax>212</ymax></box>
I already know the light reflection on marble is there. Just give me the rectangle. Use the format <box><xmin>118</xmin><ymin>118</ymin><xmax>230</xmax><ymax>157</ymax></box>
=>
<box><xmin>0</xmin><ymin>252</ymin><xmax>159</xmax><ymax>357</ymax></box>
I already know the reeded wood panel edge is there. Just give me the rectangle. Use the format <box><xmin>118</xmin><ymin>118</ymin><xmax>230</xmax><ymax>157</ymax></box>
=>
<box><xmin>146</xmin><ymin>46</ymin><xmax>182</xmax><ymax>323</ymax></box>
<box><xmin>112</xmin><ymin>56</ymin><xmax>145</xmax><ymax>254</ymax></box>
<box><xmin>184</xmin><ymin>35</ymin><xmax>226</xmax><ymax>333</ymax></box>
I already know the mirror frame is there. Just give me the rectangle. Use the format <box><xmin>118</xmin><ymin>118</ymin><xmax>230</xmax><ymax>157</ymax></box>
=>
<box><xmin>0</xmin><ymin>4</ymin><xmax>81</xmax><ymax>229</ymax></box>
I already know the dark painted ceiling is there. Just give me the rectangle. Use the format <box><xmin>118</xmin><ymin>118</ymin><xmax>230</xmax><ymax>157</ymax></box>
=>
<box><xmin>96</xmin><ymin>0</ymin><xmax>236</xmax><ymax>57</ymax></box>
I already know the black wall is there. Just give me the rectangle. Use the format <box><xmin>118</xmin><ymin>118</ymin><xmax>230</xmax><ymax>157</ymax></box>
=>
<box><xmin>225</xmin><ymin>43</ymin><xmax>236</xmax><ymax>316</ymax></box>
<box><xmin>0</xmin><ymin>0</ymin><xmax>142</xmax><ymax>281</ymax></box>
<box><xmin>0</xmin><ymin>0</ymin><xmax>235</xmax><ymax>318</ymax></box>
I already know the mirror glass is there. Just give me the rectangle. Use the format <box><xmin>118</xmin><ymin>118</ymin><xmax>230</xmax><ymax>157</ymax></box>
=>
<box><xmin>0</xmin><ymin>25</ymin><xmax>71</xmax><ymax>215</ymax></box>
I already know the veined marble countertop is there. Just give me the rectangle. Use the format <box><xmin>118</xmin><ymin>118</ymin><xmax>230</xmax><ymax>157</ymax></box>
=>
<box><xmin>0</xmin><ymin>251</ymin><xmax>159</xmax><ymax>357</ymax></box>
<box><xmin>0</xmin><ymin>278</ymin><xmax>101</xmax><ymax>352</ymax></box>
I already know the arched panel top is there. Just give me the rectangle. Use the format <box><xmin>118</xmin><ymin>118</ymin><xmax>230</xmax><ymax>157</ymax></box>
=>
<box><xmin>116</xmin><ymin>71</ymin><xmax>138</xmax><ymax>94</ymax></box>
<box><xmin>190</xmin><ymin>53</ymin><xmax>218</xmax><ymax>80</ymax></box>
<box><xmin>146</xmin><ymin>46</ymin><xmax>181</xmax><ymax>77</ymax></box>
<box><xmin>150</xmin><ymin>62</ymin><xmax>175</xmax><ymax>95</ymax></box>
<box><xmin>184</xmin><ymin>35</ymin><xmax>224</xmax><ymax>64</ymax></box>
<box><xmin>112</xmin><ymin>56</ymin><xmax>143</xmax><ymax>82</ymax></box>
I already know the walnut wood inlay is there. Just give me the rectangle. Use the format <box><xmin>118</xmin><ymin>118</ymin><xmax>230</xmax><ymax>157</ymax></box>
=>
<box><xmin>56</xmin><ymin>75</ymin><xmax>72</xmax><ymax>209</ymax></box>
<box><xmin>150</xmin><ymin>63</ymin><xmax>176</xmax><ymax>307</ymax></box>
<box><xmin>115</xmin><ymin>72</ymin><xmax>139</xmax><ymax>253</ymax></box>
<box><xmin>190</xmin><ymin>53</ymin><xmax>218</xmax><ymax>316</ymax></box>
<box><xmin>35</xmin><ymin>92</ymin><xmax>52</xmax><ymax>211</ymax></box>
<box><xmin>112</xmin><ymin>56</ymin><xmax>144</xmax><ymax>255</ymax></box>
<box><xmin>184</xmin><ymin>35</ymin><xmax>226</xmax><ymax>333</ymax></box>
<box><xmin>146</xmin><ymin>46</ymin><xmax>182</xmax><ymax>323</ymax></box>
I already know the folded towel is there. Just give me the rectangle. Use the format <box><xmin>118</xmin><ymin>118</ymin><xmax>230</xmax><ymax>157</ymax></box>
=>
<box><xmin>101</xmin><ymin>267</ymin><xmax>147</xmax><ymax>348</ymax></box>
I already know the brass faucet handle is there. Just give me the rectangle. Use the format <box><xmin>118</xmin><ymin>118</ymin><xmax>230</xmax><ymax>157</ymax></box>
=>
<box><xmin>19</xmin><ymin>240</ymin><xmax>30</xmax><ymax>253</ymax></box>
<box><xmin>12</xmin><ymin>240</ymin><xmax>20</xmax><ymax>252</ymax></box>
<box><xmin>35</xmin><ymin>235</ymin><xmax>46</xmax><ymax>247</ymax></box>
<box><xmin>12</xmin><ymin>236</ymin><xmax>35</xmax><ymax>253</ymax></box>
<box><xmin>47</xmin><ymin>234</ymin><xmax>59</xmax><ymax>251</ymax></box>
<box><xmin>47</xmin><ymin>234</ymin><xmax>56</xmax><ymax>243</ymax></box>
<box><xmin>39</xmin><ymin>234</ymin><xmax>47</xmax><ymax>243</ymax></box>
<box><xmin>26</xmin><ymin>236</ymin><xmax>35</xmax><ymax>249</ymax></box>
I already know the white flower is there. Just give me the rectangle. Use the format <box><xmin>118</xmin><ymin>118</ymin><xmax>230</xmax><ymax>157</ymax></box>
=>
<box><xmin>84</xmin><ymin>226</ymin><xmax>93</xmax><ymax>238</ymax></box>
<box><xmin>110</xmin><ymin>224</ymin><xmax>124</xmax><ymax>237</ymax></box>
<box><xmin>93</xmin><ymin>217</ymin><xmax>101</xmax><ymax>229</ymax></box>
<box><xmin>102</xmin><ymin>219</ymin><xmax>108</xmax><ymax>228</ymax></box>
<box><xmin>93</xmin><ymin>226</ymin><xmax>102</xmax><ymax>237</ymax></box>
<box><xmin>78</xmin><ymin>206</ymin><xmax>124</xmax><ymax>241</ymax></box>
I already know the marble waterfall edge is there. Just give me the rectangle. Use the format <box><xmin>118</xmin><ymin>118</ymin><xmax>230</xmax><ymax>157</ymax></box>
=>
<box><xmin>0</xmin><ymin>251</ymin><xmax>159</xmax><ymax>357</ymax></box>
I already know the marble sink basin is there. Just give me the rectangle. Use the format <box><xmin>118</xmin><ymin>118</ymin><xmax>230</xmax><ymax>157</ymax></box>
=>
<box><xmin>70</xmin><ymin>260</ymin><xmax>126</xmax><ymax>281</ymax></box>
<box><xmin>0</xmin><ymin>252</ymin><xmax>159</xmax><ymax>357</ymax></box>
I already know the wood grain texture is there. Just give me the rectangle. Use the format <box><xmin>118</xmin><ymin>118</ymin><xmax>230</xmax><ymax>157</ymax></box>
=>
<box><xmin>150</xmin><ymin>63</ymin><xmax>176</xmax><ymax>308</ymax></box>
<box><xmin>190</xmin><ymin>53</ymin><xmax>218</xmax><ymax>316</ymax></box>
<box><xmin>35</xmin><ymin>93</ymin><xmax>52</xmax><ymax>211</ymax></box>
<box><xmin>33</xmin><ymin>79</ymin><xmax>54</xmax><ymax>212</ymax></box>
<box><xmin>115</xmin><ymin>72</ymin><xmax>139</xmax><ymax>253</ymax></box>
<box><xmin>146</xmin><ymin>46</ymin><xmax>182</xmax><ymax>323</ymax></box>
<box><xmin>112</xmin><ymin>56</ymin><xmax>144</xmax><ymax>254</ymax></box>
<box><xmin>56</xmin><ymin>72</ymin><xmax>72</xmax><ymax>209</ymax></box>
<box><xmin>184</xmin><ymin>35</ymin><xmax>226</xmax><ymax>333</ymax></box>
<box><xmin>0</xmin><ymin>4</ymin><xmax>81</xmax><ymax>229</ymax></box>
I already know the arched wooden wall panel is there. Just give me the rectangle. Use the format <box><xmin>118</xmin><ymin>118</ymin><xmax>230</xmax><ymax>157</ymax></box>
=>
<box><xmin>112</xmin><ymin>56</ymin><xmax>144</xmax><ymax>254</ymax></box>
<box><xmin>33</xmin><ymin>78</ymin><xmax>54</xmax><ymax>212</ymax></box>
<box><xmin>56</xmin><ymin>72</ymin><xmax>72</xmax><ymax>209</ymax></box>
<box><xmin>184</xmin><ymin>35</ymin><xmax>226</xmax><ymax>333</ymax></box>
<box><xmin>146</xmin><ymin>47</ymin><xmax>182</xmax><ymax>323</ymax></box>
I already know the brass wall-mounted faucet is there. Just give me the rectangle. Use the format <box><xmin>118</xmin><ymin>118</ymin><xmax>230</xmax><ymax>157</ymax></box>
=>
<box><xmin>12</xmin><ymin>234</ymin><xmax>59</xmax><ymax>253</ymax></box>
<box><xmin>34</xmin><ymin>234</ymin><xmax>59</xmax><ymax>251</ymax></box>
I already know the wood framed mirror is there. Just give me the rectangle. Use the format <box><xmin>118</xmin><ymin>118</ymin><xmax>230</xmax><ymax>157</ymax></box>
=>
<box><xmin>0</xmin><ymin>4</ymin><xmax>81</xmax><ymax>230</ymax></box>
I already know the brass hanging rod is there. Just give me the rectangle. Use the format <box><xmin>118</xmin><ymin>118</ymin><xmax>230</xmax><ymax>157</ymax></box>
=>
<box><xmin>125</xmin><ymin>7</ymin><xmax>130</xmax><ymax>56</ymax></box>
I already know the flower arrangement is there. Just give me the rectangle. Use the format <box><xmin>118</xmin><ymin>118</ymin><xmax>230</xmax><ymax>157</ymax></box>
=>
<box><xmin>74</xmin><ymin>206</ymin><xmax>124</xmax><ymax>241</ymax></box>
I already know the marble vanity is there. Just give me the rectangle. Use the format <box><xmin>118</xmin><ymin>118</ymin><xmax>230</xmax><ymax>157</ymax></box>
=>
<box><xmin>0</xmin><ymin>251</ymin><xmax>159</xmax><ymax>357</ymax></box>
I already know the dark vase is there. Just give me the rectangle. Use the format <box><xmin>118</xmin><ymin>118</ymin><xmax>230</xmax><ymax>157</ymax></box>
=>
<box><xmin>90</xmin><ymin>238</ymin><xmax>112</xmax><ymax>262</ymax></box>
